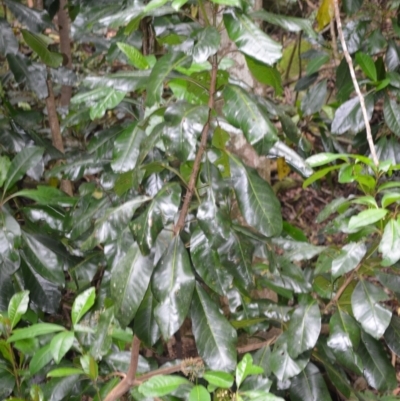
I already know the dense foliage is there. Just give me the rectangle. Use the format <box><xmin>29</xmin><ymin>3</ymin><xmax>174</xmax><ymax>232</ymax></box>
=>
<box><xmin>1</xmin><ymin>0</ymin><xmax>400</xmax><ymax>400</ymax></box>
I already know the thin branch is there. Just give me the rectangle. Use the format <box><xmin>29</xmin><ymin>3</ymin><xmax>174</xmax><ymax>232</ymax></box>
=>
<box><xmin>173</xmin><ymin>55</ymin><xmax>218</xmax><ymax>236</ymax></box>
<box><xmin>103</xmin><ymin>335</ymin><xmax>141</xmax><ymax>401</ymax></box>
<box><xmin>333</xmin><ymin>0</ymin><xmax>379</xmax><ymax>166</ymax></box>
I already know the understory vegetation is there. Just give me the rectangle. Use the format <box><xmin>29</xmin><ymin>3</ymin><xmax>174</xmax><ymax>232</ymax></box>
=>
<box><xmin>1</xmin><ymin>0</ymin><xmax>400</xmax><ymax>400</ymax></box>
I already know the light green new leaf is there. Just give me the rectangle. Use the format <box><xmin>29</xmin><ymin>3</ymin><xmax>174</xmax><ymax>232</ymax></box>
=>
<box><xmin>383</xmin><ymin>94</ymin><xmax>400</xmax><ymax>137</ymax></box>
<box><xmin>223</xmin><ymin>9</ymin><xmax>282</xmax><ymax>66</ymax></box>
<box><xmin>305</xmin><ymin>152</ymin><xmax>350</xmax><ymax>167</ymax></box>
<box><xmin>328</xmin><ymin>309</ymin><xmax>360</xmax><ymax>351</ymax></box>
<box><xmin>8</xmin><ymin>323</ymin><xmax>65</xmax><ymax>343</ymax></box>
<box><xmin>3</xmin><ymin>146</ymin><xmax>44</xmax><ymax>194</ymax></box>
<box><xmin>138</xmin><ymin>375</ymin><xmax>190</xmax><ymax>397</ymax></box>
<box><xmin>359</xmin><ymin>331</ymin><xmax>397</xmax><ymax>391</ymax></box>
<box><xmin>117</xmin><ymin>42</ymin><xmax>149</xmax><ymax>70</ymax></box>
<box><xmin>331</xmin><ymin>242</ymin><xmax>366</xmax><ymax>279</ymax></box>
<box><xmin>351</xmin><ymin>280</ymin><xmax>391</xmax><ymax>339</ymax></box>
<box><xmin>379</xmin><ymin>218</ymin><xmax>400</xmax><ymax>266</ymax></box>
<box><xmin>229</xmin><ymin>154</ymin><xmax>282</xmax><ymax>237</ymax></box>
<box><xmin>13</xmin><ymin>186</ymin><xmax>76</xmax><ymax>207</ymax></box>
<box><xmin>47</xmin><ymin>368</ymin><xmax>84</xmax><ymax>377</ymax></box>
<box><xmin>29</xmin><ymin>343</ymin><xmax>53</xmax><ymax>375</ymax></box>
<box><xmin>21</xmin><ymin>29</ymin><xmax>63</xmax><ymax>68</ymax></box>
<box><xmin>111</xmin><ymin>242</ymin><xmax>154</xmax><ymax>328</ymax></box>
<box><xmin>111</xmin><ymin>122</ymin><xmax>147</xmax><ymax>173</ymax></box>
<box><xmin>82</xmin><ymin>196</ymin><xmax>150</xmax><ymax>249</ymax></box>
<box><xmin>50</xmin><ymin>331</ymin><xmax>75</xmax><ymax>364</ymax></box>
<box><xmin>193</xmin><ymin>26</ymin><xmax>220</xmax><ymax>63</ymax></box>
<box><xmin>146</xmin><ymin>52</ymin><xmax>191</xmax><ymax>106</ymax></box>
<box><xmin>223</xmin><ymin>84</ymin><xmax>278</xmax><ymax>155</ymax></box>
<box><xmin>203</xmin><ymin>371</ymin><xmax>234</xmax><ymax>388</ymax></box>
<box><xmin>236</xmin><ymin>354</ymin><xmax>263</xmax><ymax>387</ymax></box>
<box><xmin>355</xmin><ymin>52</ymin><xmax>377</xmax><ymax>81</ymax></box>
<box><xmin>211</xmin><ymin>0</ymin><xmax>241</xmax><ymax>7</ymax></box>
<box><xmin>348</xmin><ymin>208</ymin><xmax>388</xmax><ymax>230</ymax></box>
<box><xmin>287</xmin><ymin>298</ymin><xmax>321</xmax><ymax>359</ymax></box>
<box><xmin>189</xmin><ymin>385</ymin><xmax>210</xmax><ymax>401</ymax></box>
<box><xmin>71</xmin><ymin>287</ymin><xmax>96</xmax><ymax>326</ymax></box>
<box><xmin>331</xmin><ymin>94</ymin><xmax>374</xmax><ymax>134</ymax></box>
<box><xmin>289</xmin><ymin>363</ymin><xmax>332</xmax><ymax>401</ymax></box>
<box><xmin>89</xmin><ymin>88</ymin><xmax>126</xmax><ymax>120</ymax></box>
<box><xmin>152</xmin><ymin>236</ymin><xmax>195</xmax><ymax>339</ymax></box>
<box><xmin>381</xmin><ymin>192</ymin><xmax>400</xmax><ymax>208</ymax></box>
<box><xmin>8</xmin><ymin>291</ymin><xmax>29</xmax><ymax>330</ymax></box>
<box><xmin>191</xmin><ymin>283</ymin><xmax>237</xmax><ymax>371</ymax></box>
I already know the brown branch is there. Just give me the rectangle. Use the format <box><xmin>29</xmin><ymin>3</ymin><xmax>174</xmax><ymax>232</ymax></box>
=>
<box><xmin>333</xmin><ymin>0</ymin><xmax>379</xmax><ymax>166</ymax></box>
<box><xmin>104</xmin><ymin>335</ymin><xmax>141</xmax><ymax>401</ymax></box>
<box><xmin>172</xmin><ymin>56</ymin><xmax>218</xmax><ymax>236</ymax></box>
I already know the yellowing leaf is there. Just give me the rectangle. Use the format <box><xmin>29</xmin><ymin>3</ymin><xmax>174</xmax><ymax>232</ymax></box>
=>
<box><xmin>277</xmin><ymin>157</ymin><xmax>291</xmax><ymax>180</ymax></box>
<box><xmin>317</xmin><ymin>0</ymin><xmax>334</xmax><ymax>31</ymax></box>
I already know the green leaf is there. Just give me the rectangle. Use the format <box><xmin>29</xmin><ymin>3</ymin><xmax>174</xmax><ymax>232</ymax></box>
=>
<box><xmin>82</xmin><ymin>196</ymin><xmax>150</xmax><ymax>249</ymax></box>
<box><xmin>306</xmin><ymin>53</ymin><xmax>330</xmax><ymax>75</ymax></box>
<box><xmin>348</xmin><ymin>208</ymin><xmax>388</xmax><ymax>230</ymax></box>
<box><xmin>211</xmin><ymin>0</ymin><xmax>241</xmax><ymax>6</ymax></box>
<box><xmin>116</xmin><ymin>42</ymin><xmax>149</xmax><ymax>70</ymax></box>
<box><xmin>328</xmin><ymin>309</ymin><xmax>360</xmax><ymax>351</ymax></box>
<box><xmin>193</xmin><ymin>26</ymin><xmax>220</xmax><ymax>63</ymax></box>
<box><xmin>21</xmin><ymin>30</ymin><xmax>62</xmax><ymax>68</ymax></box>
<box><xmin>384</xmin><ymin>315</ymin><xmax>400</xmax><ymax>356</ymax></box>
<box><xmin>8</xmin><ymin>323</ymin><xmax>65</xmax><ymax>342</ymax></box>
<box><xmin>355</xmin><ymin>52</ymin><xmax>377</xmax><ymax>81</ymax></box>
<box><xmin>152</xmin><ymin>236</ymin><xmax>195</xmax><ymax>339</ymax></box>
<box><xmin>302</xmin><ymin>164</ymin><xmax>343</xmax><ymax>188</ymax></box>
<box><xmin>143</xmin><ymin>0</ymin><xmax>169</xmax><ymax>13</ymax></box>
<box><xmin>50</xmin><ymin>331</ymin><xmax>75</xmax><ymax>364</ymax></box>
<box><xmin>351</xmin><ymin>280</ymin><xmax>391</xmax><ymax>339</ymax></box>
<box><xmin>289</xmin><ymin>363</ymin><xmax>332</xmax><ymax>401</ymax></box>
<box><xmin>131</xmin><ymin>183</ymin><xmax>181</xmax><ymax>255</ymax></box>
<box><xmin>223</xmin><ymin>85</ymin><xmax>278</xmax><ymax>154</ymax></box>
<box><xmin>236</xmin><ymin>354</ymin><xmax>264</xmax><ymax>387</ymax></box>
<box><xmin>0</xmin><ymin>155</ymin><xmax>11</xmax><ymax>187</ymax></box>
<box><xmin>162</xmin><ymin>102</ymin><xmax>209</xmax><ymax>161</ymax></box>
<box><xmin>13</xmin><ymin>186</ymin><xmax>76</xmax><ymax>207</ymax></box>
<box><xmin>224</xmin><ymin>10</ymin><xmax>282</xmax><ymax>66</ymax></box>
<box><xmin>71</xmin><ymin>287</ymin><xmax>96</xmax><ymax>326</ymax></box>
<box><xmin>359</xmin><ymin>331</ymin><xmax>397</xmax><ymax>391</ymax></box>
<box><xmin>146</xmin><ymin>52</ymin><xmax>191</xmax><ymax>106</ymax></box>
<box><xmin>111</xmin><ymin>242</ymin><xmax>154</xmax><ymax>328</ymax></box>
<box><xmin>383</xmin><ymin>94</ymin><xmax>400</xmax><ymax>137</ymax></box>
<box><xmin>189</xmin><ymin>385</ymin><xmax>211</xmax><ymax>401</ymax></box>
<box><xmin>203</xmin><ymin>371</ymin><xmax>234</xmax><ymax>389</ymax></box>
<box><xmin>8</xmin><ymin>290</ymin><xmax>29</xmax><ymax>330</ymax></box>
<box><xmin>331</xmin><ymin>94</ymin><xmax>374</xmax><ymax>134</ymax></box>
<box><xmin>343</xmin><ymin>0</ymin><xmax>363</xmax><ymax>14</ymax></box>
<box><xmin>229</xmin><ymin>154</ymin><xmax>282</xmax><ymax>237</ymax></box>
<box><xmin>29</xmin><ymin>343</ymin><xmax>53</xmax><ymax>375</ymax></box>
<box><xmin>47</xmin><ymin>368</ymin><xmax>84</xmax><ymax>378</ymax></box>
<box><xmin>331</xmin><ymin>242</ymin><xmax>366</xmax><ymax>279</ymax></box>
<box><xmin>89</xmin><ymin>88</ymin><xmax>126</xmax><ymax>120</ymax></box>
<box><xmin>305</xmin><ymin>152</ymin><xmax>350</xmax><ymax>167</ymax></box>
<box><xmin>301</xmin><ymin>80</ymin><xmax>327</xmax><ymax>116</ymax></box>
<box><xmin>245</xmin><ymin>57</ymin><xmax>283</xmax><ymax>96</ymax></box>
<box><xmin>287</xmin><ymin>298</ymin><xmax>321</xmax><ymax>359</ymax></box>
<box><xmin>90</xmin><ymin>306</ymin><xmax>114</xmax><ymax>360</ymax></box>
<box><xmin>381</xmin><ymin>192</ymin><xmax>400</xmax><ymax>208</ymax></box>
<box><xmin>191</xmin><ymin>283</ymin><xmax>237</xmax><ymax>371</ymax></box>
<box><xmin>138</xmin><ymin>375</ymin><xmax>191</xmax><ymax>397</ymax></box>
<box><xmin>3</xmin><ymin>146</ymin><xmax>44</xmax><ymax>194</ymax></box>
<box><xmin>80</xmin><ymin>354</ymin><xmax>98</xmax><ymax>380</ymax></box>
<box><xmin>270</xmin><ymin>332</ymin><xmax>309</xmax><ymax>381</ymax></box>
<box><xmin>379</xmin><ymin>218</ymin><xmax>400</xmax><ymax>266</ymax></box>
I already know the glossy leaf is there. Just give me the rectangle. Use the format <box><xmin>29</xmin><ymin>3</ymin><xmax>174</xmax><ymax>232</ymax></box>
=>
<box><xmin>29</xmin><ymin>343</ymin><xmax>53</xmax><ymax>375</ymax></box>
<box><xmin>328</xmin><ymin>309</ymin><xmax>360</xmax><ymax>351</ymax></box>
<box><xmin>3</xmin><ymin>146</ymin><xmax>44</xmax><ymax>194</ymax></box>
<box><xmin>116</xmin><ymin>42</ymin><xmax>149</xmax><ymax>69</ymax></box>
<box><xmin>331</xmin><ymin>242</ymin><xmax>366</xmax><ymax>279</ymax></box>
<box><xmin>111</xmin><ymin>242</ymin><xmax>154</xmax><ymax>328</ymax></box>
<box><xmin>89</xmin><ymin>88</ymin><xmax>126</xmax><ymax>120</ymax></box>
<box><xmin>193</xmin><ymin>26</ymin><xmax>220</xmax><ymax>63</ymax></box>
<box><xmin>8</xmin><ymin>290</ymin><xmax>29</xmax><ymax>330</ymax></box>
<box><xmin>331</xmin><ymin>94</ymin><xmax>374</xmax><ymax>134</ymax></box>
<box><xmin>359</xmin><ymin>331</ymin><xmax>397</xmax><ymax>391</ymax></box>
<box><xmin>138</xmin><ymin>375</ymin><xmax>190</xmax><ymax>397</ymax></box>
<box><xmin>8</xmin><ymin>323</ymin><xmax>65</xmax><ymax>343</ymax></box>
<box><xmin>13</xmin><ymin>186</ymin><xmax>76</xmax><ymax>207</ymax></box>
<box><xmin>111</xmin><ymin>122</ymin><xmax>147</xmax><ymax>173</ymax></box>
<box><xmin>351</xmin><ymin>280</ymin><xmax>391</xmax><ymax>339</ymax></box>
<box><xmin>50</xmin><ymin>331</ymin><xmax>75</xmax><ymax>364</ymax></box>
<box><xmin>152</xmin><ymin>236</ymin><xmax>195</xmax><ymax>339</ymax></box>
<box><xmin>236</xmin><ymin>354</ymin><xmax>263</xmax><ymax>387</ymax></box>
<box><xmin>246</xmin><ymin>57</ymin><xmax>283</xmax><ymax>96</ymax></box>
<box><xmin>203</xmin><ymin>371</ymin><xmax>234</xmax><ymax>389</ymax></box>
<box><xmin>223</xmin><ymin>84</ymin><xmax>278</xmax><ymax>155</ymax></box>
<box><xmin>383</xmin><ymin>94</ymin><xmax>400</xmax><ymax>137</ymax></box>
<box><xmin>189</xmin><ymin>385</ymin><xmax>210</xmax><ymax>401</ymax></box>
<box><xmin>348</xmin><ymin>208</ymin><xmax>388</xmax><ymax>230</ymax></box>
<box><xmin>289</xmin><ymin>363</ymin><xmax>332</xmax><ymax>401</ymax></box>
<box><xmin>229</xmin><ymin>154</ymin><xmax>282</xmax><ymax>237</ymax></box>
<box><xmin>223</xmin><ymin>9</ymin><xmax>282</xmax><ymax>66</ymax></box>
<box><xmin>305</xmin><ymin>152</ymin><xmax>350</xmax><ymax>167</ymax></box>
<box><xmin>0</xmin><ymin>18</ymin><xmax>18</xmax><ymax>55</ymax></box>
<box><xmin>82</xmin><ymin>196</ymin><xmax>150</xmax><ymax>249</ymax></box>
<box><xmin>379</xmin><ymin>218</ymin><xmax>400</xmax><ymax>266</ymax></box>
<box><xmin>287</xmin><ymin>298</ymin><xmax>321</xmax><ymax>359</ymax></box>
<box><xmin>384</xmin><ymin>315</ymin><xmax>400</xmax><ymax>356</ymax></box>
<box><xmin>90</xmin><ymin>306</ymin><xmax>114</xmax><ymax>359</ymax></box>
<box><xmin>71</xmin><ymin>287</ymin><xmax>96</xmax><ymax>326</ymax></box>
<box><xmin>191</xmin><ymin>283</ymin><xmax>237</xmax><ymax>372</ymax></box>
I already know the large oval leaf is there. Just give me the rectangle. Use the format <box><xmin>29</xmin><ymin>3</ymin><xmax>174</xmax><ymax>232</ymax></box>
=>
<box><xmin>379</xmin><ymin>217</ymin><xmax>400</xmax><ymax>266</ymax></box>
<box><xmin>191</xmin><ymin>283</ymin><xmax>237</xmax><ymax>372</ymax></box>
<box><xmin>229</xmin><ymin>154</ymin><xmax>282</xmax><ymax>237</ymax></box>
<box><xmin>331</xmin><ymin>242</ymin><xmax>366</xmax><ymax>279</ymax></box>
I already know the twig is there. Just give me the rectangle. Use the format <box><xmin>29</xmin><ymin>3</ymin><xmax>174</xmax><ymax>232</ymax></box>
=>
<box><xmin>103</xmin><ymin>335</ymin><xmax>141</xmax><ymax>401</ymax></box>
<box><xmin>172</xmin><ymin>55</ymin><xmax>218</xmax><ymax>236</ymax></box>
<box><xmin>333</xmin><ymin>0</ymin><xmax>379</xmax><ymax>166</ymax></box>
<box><xmin>330</xmin><ymin>19</ymin><xmax>339</xmax><ymax>67</ymax></box>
